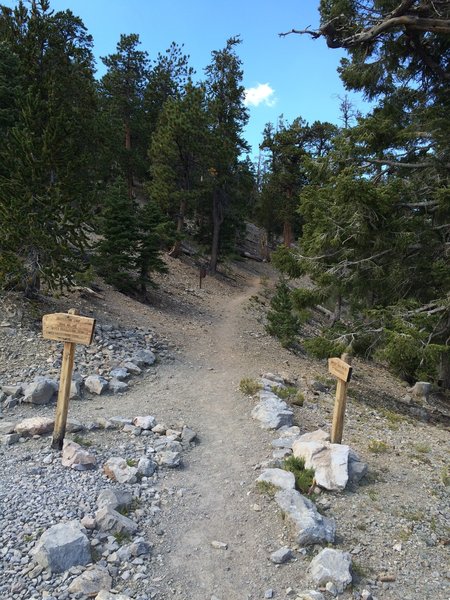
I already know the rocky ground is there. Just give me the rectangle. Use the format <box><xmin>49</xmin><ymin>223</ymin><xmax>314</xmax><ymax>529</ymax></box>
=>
<box><xmin>0</xmin><ymin>256</ymin><xmax>449</xmax><ymax>600</ymax></box>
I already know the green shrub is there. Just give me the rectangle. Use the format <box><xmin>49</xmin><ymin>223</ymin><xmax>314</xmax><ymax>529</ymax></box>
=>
<box><xmin>283</xmin><ymin>456</ymin><xmax>315</xmax><ymax>494</ymax></box>
<box><xmin>239</xmin><ymin>378</ymin><xmax>262</xmax><ymax>396</ymax></box>
<box><xmin>271</xmin><ymin>385</ymin><xmax>305</xmax><ymax>406</ymax></box>
<box><xmin>303</xmin><ymin>336</ymin><xmax>346</xmax><ymax>359</ymax></box>
<box><xmin>266</xmin><ymin>281</ymin><xmax>300</xmax><ymax>348</ymax></box>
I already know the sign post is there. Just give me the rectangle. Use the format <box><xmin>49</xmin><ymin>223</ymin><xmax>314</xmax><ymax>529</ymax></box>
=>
<box><xmin>42</xmin><ymin>309</ymin><xmax>95</xmax><ymax>450</ymax></box>
<box><xmin>329</xmin><ymin>354</ymin><xmax>353</xmax><ymax>444</ymax></box>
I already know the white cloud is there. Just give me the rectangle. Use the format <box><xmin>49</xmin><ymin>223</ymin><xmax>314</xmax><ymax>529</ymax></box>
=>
<box><xmin>244</xmin><ymin>83</ymin><xmax>276</xmax><ymax>108</ymax></box>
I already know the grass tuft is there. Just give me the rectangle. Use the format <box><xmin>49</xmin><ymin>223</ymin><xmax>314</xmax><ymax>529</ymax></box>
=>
<box><xmin>283</xmin><ymin>455</ymin><xmax>315</xmax><ymax>494</ymax></box>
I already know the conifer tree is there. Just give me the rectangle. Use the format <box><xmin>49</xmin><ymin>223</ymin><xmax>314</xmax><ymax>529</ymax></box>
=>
<box><xmin>204</xmin><ymin>37</ymin><xmax>250</xmax><ymax>273</ymax></box>
<box><xmin>0</xmin><ymin>1</ymin><xmax>97</xmax><ymax>296</ymax></box>
<box><xmin>95</xmin><ymin>179</ymin><xmax>138</xmax><ymax>293</ymax></box>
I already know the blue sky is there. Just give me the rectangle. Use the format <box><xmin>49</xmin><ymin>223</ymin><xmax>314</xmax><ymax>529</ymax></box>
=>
<box><xmin>4</xmin><ymin>0</ymin><xmax>370</xmax><ymax>156</ymax></box>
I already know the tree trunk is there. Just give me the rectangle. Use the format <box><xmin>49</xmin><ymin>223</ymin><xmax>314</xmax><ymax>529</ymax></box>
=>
<box><xmin>24</xmin><ymin>248</ymin><xmax>41</xmax><ymax>298</ymax></box>
<box><xmin>210</xmin><ymin>190</ymin><xmax>224</xmax><ymax>274</ymax></box>
<box><xmin>283</xmin><ymin>220</ymin><xmax>293</xmax><ymax>247</ymax></box>
<box><xmin>125</xmin><ymin>122</ymin><xmax>133</xmax><ymax>200</ymax></box>
<box><xmin>169</xmin><ymin>198</ymin><xmax>186</xmax><ymax>258</ymax></box>
<box><xmin>330</xmin><ymin>293</ymin><xmax>342</xmax><ymax>326</ymax></box>
<box><xmin>438</xmin><ymin>351</ymin><xmax>450</xmax><ymax>390</ymax></box>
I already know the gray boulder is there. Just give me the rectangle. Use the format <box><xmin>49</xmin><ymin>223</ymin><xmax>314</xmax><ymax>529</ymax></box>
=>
<box><xmin>347</xmin><ymin>449</ymin><xmax>368</xmax><ymax>485</ymax></box>
<box><xmin>68</xmin><ymin>565</ymin><xmax>112</xmax><ymax>596</ymax></box>
<box><xmin>131</xmin><ymin>349</ymin><xmax>156</xmax><ymax>367</ymax></box>
<box><xmin>257</xmin><ymin>468</ymin><xmax>295</xmax><ymax>491</ymax></box>
<box><xmin>251</xmin><ymin>391</ymin><xmax>293</xmax><ymax>430</ymax></box>
<box><xmin>97</xmin><ymin>489</ymin><xmax>133</xmax><ymax>511</ymax></box>
<box><xmin>270</xmin><ymin>546</ymin><xmax>294</xmax><ymax>564</ymax></box>
<box><xmin>95</xmin><ymin>592</ymin><xmax>134</xmax><ymax>600</ymax></box>
<box><xmin>23</xmin><ymin>379</ymin><xmax>57</xmax><ymax>405</ymax></box>
<box><xmin>137</xmin><ymin>456</ymin><xmax>157</xmax><ymax>476</ymax></box>
<box><xmin>309</xmin><ymin>548</ymin><xmax>352</xmax><ymax>593</ymax></box>
<box><xmin>95</xmin><ymin>506</ymin><xmax>138</xmax><ymax>535</ymax></box>
<box><xmin>85</xmin><ymin>375</ymin><xmax>109</xmax><ymax>395</ymax></box>
<box><xmin>109</xmin><ymin>367</ymin><xmax>129</xmax><ymax>381</ymax></box>
<box><xmin>33</xmin><ymin>521</ymin><xmax>91</xmax><ymax>573</ymax></box>
<box><xmin>108</xmin><ymin>378</ymin><xmax>129</xmax><ymax>394</ymax></box>
<box><xmin>156</xmin><ymin>450</ymin><xmax>181</xmax><ymax>468</ymax></box>
<box><xmin>275</xmin><ymin>489</ymin><xmax>336</xmax><ymax>546</ymax></box>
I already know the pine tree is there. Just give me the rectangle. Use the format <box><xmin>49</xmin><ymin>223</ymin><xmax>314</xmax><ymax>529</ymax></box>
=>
<box><xmin>136</xmin><ymin>200</ymin><xmax>174</xmax><ymax>297</ymax></box>
<box><xmin>266</xmin><ymin>281</ymin><xmax>300</xmax><ymax>348</ymax></box>
<box><xmin>0</xmin><ymin>1</ymin><xmax>97</xmax><ymax>296</ymax></box>
<box><xmin>100</xmin><ymin>34</ymin><xmax>149</xmax><ymax>197</ymax></box>
<box><xmin>148</xmin><ymin>82</ymin><xmax>209</xmax><ymax>257</ymax></box>
<box><xmin>95</xmin><ymin>179</ymin><xmax>139</xmax><ymax>293</ymax></box>
<box><xmin>204</xmin><ymin>37</ymin><xmax>250</xmax><ymax>273</ymax></box>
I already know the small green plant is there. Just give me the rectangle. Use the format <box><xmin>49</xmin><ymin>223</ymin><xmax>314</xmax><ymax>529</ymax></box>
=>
<box><xmin>126</xmin><ymin>458</ymin><xmax>137</xmax><ymax>467</ymax></box>
<box><xmin>23</xmin><ymin>534</ymin><xmax>33</xmax><ymax>543</ymax></box>
<box><xmin>356</xmin><ymin>523</ymin><xmax>367</xmax><ymax>531</ymax></box>
<box><xmin>441</xmin><ymin>467</ymin><xmax>450</xmax><ymax>486</ymax></box>
<box><xmin>256</xmin><ymin>480</ymin><xmax>277</xmax><ymax>497</ymax></box>
<box><xmin>368</xmin><ymin>439</ymin><xmax>390</xmax><ymax>454</ymax></box>
<box><xmin>113</xmin><ymin>531</ymin><xmax>131</xmax><ymax>544</ymax></box>
<box><xmin>72</xmin><ymin>434</ymin><xmax>92</xmax><ymax>447</ymax></box>
<box><xmin>413</xmin><ymin>443</ymin><xmax>430</xmax><ymax>454</ymax></box>
<box><xmin>271</xmin><ymin>385</ymin><xmax>305</xmax><ymax>406</ymax></box>
<box><xmin>291</xmin><ymin>391</ymin><xmax>305</xmax><ymax>406</ymax></box>
<box><xmin>239</xmin><ymin>378</ymin><xmax>262</xmax><ymax>396</ymax></box>
<box><xmin>367</xmin><ymin>489</ymin><xmax>378</xmax><ymax>501</ymax></box>
<box><xmin>303</xmin><ymin>336</ymin><xmax>346</xmax><ymax>359</ymax></box>
<box><xmin>283</xmin><ymin>456</ymin><xmax>315</xmax><ymax>494</ymax></box>
<box><xmin>352</xmin><ymin>561</ymin><xmax>370</xmax><ymax>579</ymax></box>
<box><xmin>117</xmin><ymin>506</ymin><xmax>129</xmax><ymax>516</ymax></box>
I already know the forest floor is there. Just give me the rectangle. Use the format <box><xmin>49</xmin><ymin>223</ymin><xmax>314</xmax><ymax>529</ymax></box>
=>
<box><xmin>1</xmin><ymin>255</ymin><xmax>449</xmax><ymax>600</ymax></box>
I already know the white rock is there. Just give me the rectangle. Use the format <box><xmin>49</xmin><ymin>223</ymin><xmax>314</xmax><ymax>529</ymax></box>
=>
<box><xmin>68</xmin><ymin>565</ymin><xmax>112</xmax><ymax>596</ymax></box>
<box><xmin>85</xmin><ymin>375</ymin><xmax>109</xmax><ymax>395</ymax></box>
<box><xmin>297</xmin><ymin>429</ymin><xmax>330</xmax><ymax>443</ymax></box>
<box><xmin>309</xmin><ymin>548</ymin><xmax>352</xmax><ymax>593</ymax></box>
<box><xmin>103</xmin><ymin>457</ymin><xmax>137</xmax><ymax>484</ymax></box>
<box><xmin>62</xmin><ymin>439</ymin><xmax>96</xmax><ymax>470</ymax></box>
<box><xmin>15</xmin><ymin>417</ymin><xmax>54</xmax><ymax>436</ymax></box>
<box><xmin>252</xmin><ymin>391</ymin><xmax>293</xmax><ymax>430</ymax></box>
<box><xmin>275</xmin><ymin>489</ymin><xmax>336</xmax><ymax>546</ymax></box>
<box><xmin>292</xmin><ymin>440</ymin><xmax>349</xmax><ymax>491</ymax></box>
<box><xmin>96</xmin><ymin>591</ymin><xmax>134</xmax><ymax>600</ymax></box>
<box><xmin>133</xmin><ymin>415</ymin><xmax>156</xmax><ymax>430</ymax></box>
<box><xmin>296</xmin><ymin>592</ymin><xmax>325</xmax><ymax>600</ymax></box>
<box><xmin>211</xmin><ymin>540</ymin><xmax>228</xmax><ymax>550</ymax></box>
<box><xmin>95</xmin><ymin>506</ymin><xmax>138</xmax><ymax>535</ymax></box>
<box><xmin>257</xmin><ymin>468</ymin><xmax>295</xmax><ymax>491</ymax></box>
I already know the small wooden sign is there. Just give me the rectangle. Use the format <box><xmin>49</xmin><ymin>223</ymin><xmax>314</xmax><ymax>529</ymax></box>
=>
<box><xmin>42</xmin><ymin>309</ymin><xmax>95</xmax><ymax>450</ymax></box>
<box><xmin>329</xmin><ymin>355</ymin><xmax>353</xmax><ymax>444</ymax></box>
<box><xmin>43</xmin><ymin>313</ymin><xmax>95</xmax><ymax>346</ymax></box>
<box><xmin>328</xmin><ymin>357</ymin><xmax>352</xmax><ymax>383</ymax></box>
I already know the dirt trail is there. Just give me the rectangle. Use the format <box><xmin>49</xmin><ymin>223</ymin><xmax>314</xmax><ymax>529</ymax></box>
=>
<box><xmin>134</xmin><ymin>271</ymin><xmax>295</xmax><ymax>599</ymax></box>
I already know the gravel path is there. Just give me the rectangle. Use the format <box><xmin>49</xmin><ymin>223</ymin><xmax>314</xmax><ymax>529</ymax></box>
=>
<box><xmin>1</xmin><ymin>259</ymin><xmax>449</xmax><ymax>600</ymax></box>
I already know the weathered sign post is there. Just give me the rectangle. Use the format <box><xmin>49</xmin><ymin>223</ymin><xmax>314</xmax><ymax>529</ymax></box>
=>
<box><xmin>42</xmin><ymin>309</ymin><xmax>95</xmax><ymax>450</ymax></box>
<box><xmin>329</xmin><ymin>354</ymin><xmax>353</xmax><ymax>444</ymax></box>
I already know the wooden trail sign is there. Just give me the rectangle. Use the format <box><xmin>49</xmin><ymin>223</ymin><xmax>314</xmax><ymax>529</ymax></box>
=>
<box><xmin>329</xmin><ymin>355</ymin><xmax>353</xmax><ymax>444</ymax></box>
<box><xmin>42</xmin><ymin>309</ymin><xmax>95</xmax><ymax>449</ymax></box>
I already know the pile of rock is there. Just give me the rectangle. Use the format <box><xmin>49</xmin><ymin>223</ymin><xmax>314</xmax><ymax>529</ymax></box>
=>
<box><xmin>0</xmin><ymin>322</ymin><xmax>173</xmax><ymax>411</ymax></box>
<box><xmin>0</xmin><ymin>412</ymin><xmax>197</xmax><ymax>600</ymax></box>
<box><xmin>251</xmin><ymin>373</ymin><xmax>370</xmax><ymax>597</ymax></box>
